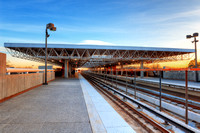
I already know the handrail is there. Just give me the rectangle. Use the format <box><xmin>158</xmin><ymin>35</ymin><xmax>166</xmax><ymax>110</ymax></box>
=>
<box><xmin>103</xmin><ymin>68</ymin><xmax>200</xmax><ymax>72</ymax></box>
<box><xmin>6</xmin><ymin>68</ymin><xmax>54</xmax><ymax>73</ymax></box>
<box><xmin>84</xmin><ymin>73</ymin><xmax>200</xmax><ymax>133</ymax></box>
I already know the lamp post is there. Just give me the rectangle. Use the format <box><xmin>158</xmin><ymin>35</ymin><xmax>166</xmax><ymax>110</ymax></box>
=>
<box><xmin>43</xmin><ymin>23</ymin><xmax>56</xmax><ymax>85</ymax></box>
<box><xmin>186</xmin><ymin>32</ymin><xmax>199</xmax><ymax>82</ymax></box>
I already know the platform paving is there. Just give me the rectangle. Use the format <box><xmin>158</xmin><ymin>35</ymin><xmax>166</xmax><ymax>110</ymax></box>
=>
<box><xmin>79</xmin><ymin>75</ymin><xmax>136</xmax><ymax>133</ymax></box>
<box><xmin>0</xmin><ymin>78</ymin><xmax>92</xmax><ymax>133</ymax></box>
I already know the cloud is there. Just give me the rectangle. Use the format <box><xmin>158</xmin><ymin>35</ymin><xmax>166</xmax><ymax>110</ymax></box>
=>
<box><xmin>124</xmin><ymin>6</ymin><xmax>200</xmax><ymax>26</ymax></box>
<box><xmin>157</xmin><ymin>39</ymin><xmax>194</xmax><ymax>49</ymax></box>
<box><xmin>0</xmin><ymin>36</ymin><xmax>43</xmax><ymax>43</ymax></box>
<box><xmin>59</xmin><ymin>26</ymin><xmax>126</xmax><ymax>34</ymax></box>
<box><xmin>79</xmin><ymin>40</ymin><xmax>114</xmax><ymax>45</ymax></box>
<box><xmin>48</xmin><ymin>40</ymin><xmax>70</xmax><ymax>44</ymax></box>
<box><xmin>152</xmin><ymin>8</ymin><xmax>200</xmax><ymax>23</ymax></box>
<box><xmin>0</xmin><ymin>22</ymin><xmax>126</xmax><ymax>34</ymax></box>
<box><xmin>0</xmin><ymin>36</ymin><xmax>115</xmax><ymax>46</ymax></box>
<box><xmin>0</xmin><ymin>47</ymin><xmax>8</xmax><ymax>54</ymax></box>
<box><xmin>117</xmin><ymin>6</ymin><xmax>200</xmax><ymax>49</ymax></box>
<box><xmin>0</xmin><ymin>23</ymin><xmax>43</xmax><ymax>33</ymax></box>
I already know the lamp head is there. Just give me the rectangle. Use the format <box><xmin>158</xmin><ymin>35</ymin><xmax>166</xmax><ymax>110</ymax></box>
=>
<box><xmin>50</xmin><ymin>27</ymin><xmax>56</xmax><ymax>31</ymax></box>
<box><xmin>186</xmin><ymin>35</ymin><xmax>192</xmax><ymax>39</ymax></box>
<box><xmin>193</xmin><ymin>32</ymin><xmax>199</xmax><ymax>37</ymax></box>
<box><xmin>46</xmin><ymin>23</ymin><xmax>54</xmax><ymax>29</ymax></box>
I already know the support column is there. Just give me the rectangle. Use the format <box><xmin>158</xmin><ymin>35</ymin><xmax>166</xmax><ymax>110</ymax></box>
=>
<box><xmin>0</xmin><ymin>53</ymin><xmax>6</xmax><ymax>76</ymax></box>
<box><xmin>112</xmin><ymin>65</ymin><xmax>116</xmax><ymax>75</ymax></box>
<box><xmin>121</xmin><ymin>64</ymin><xmax>123</xmax><ymax>75</ymax></box>
<box><xmin>64</xmin><ymin>60</ymin><xmax>69</xmax><ymax>78</ymax></box>
<box><xmin>68</xmin><ymin>64</ymin><xmax>71</xmax><ymax>77</ymax></box>
<box><xmin>140</xmin><ymin>61</ymin><xmax>144</xmax><ymax>78</ymax></box>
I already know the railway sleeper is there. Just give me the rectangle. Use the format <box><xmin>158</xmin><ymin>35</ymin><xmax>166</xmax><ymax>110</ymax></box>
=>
<box><xmin>83</xmin><ymin>73</ymin><xmax>200</xmax><ymax>130</ymax></box>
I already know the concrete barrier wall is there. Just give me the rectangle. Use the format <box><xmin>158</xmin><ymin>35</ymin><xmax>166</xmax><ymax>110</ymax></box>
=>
<box><xmin>0</xmin><ymin>52</ymin><xmax>55</xmax><ymax>102</ymax></box>
<box><xmin>163</xmin><ymin>71</ymin><xmax>200</xmax><ymax>81</ymax></box>
<box><xmin>0</xmin><ymin>72</ymin><xmax>55</xmax><ymax>101</ymax></box>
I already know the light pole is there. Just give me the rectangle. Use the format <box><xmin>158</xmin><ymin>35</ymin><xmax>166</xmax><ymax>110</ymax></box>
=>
<box><xmin>43</xmin><ymin>23</ymin><xmax>56</xmax><ymax>85</ymax></box>
<box><xmin>186</xmin><ymin>32</ymin><xmax>199</xmax><ymax>82</ymax></box>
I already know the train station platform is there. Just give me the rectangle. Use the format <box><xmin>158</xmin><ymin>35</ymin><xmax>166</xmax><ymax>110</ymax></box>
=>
<box><xmin>0</xmin><ymin>78</ymin><xmax>92</xmax><ymax>133</ymax></box>
<box><xmin>0</xmin><ymin>77</ymin><xmax>135</xmax><ymax>133</ymax></box>
<box><xmin>79</xmin><ymin>75</ymin><xmax>135</xmax><ymax>133</ymax></box>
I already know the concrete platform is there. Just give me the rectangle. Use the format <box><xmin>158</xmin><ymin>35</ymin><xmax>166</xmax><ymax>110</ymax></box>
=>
<box><xmin>79</xmin><ymin>75</ymin><xmax>136</xmax><ymax>133</ymax></box>
<box><xmin>0</xmin><ymin>78</ymin><xmax>92</xmax><ymax>133</ymax></box>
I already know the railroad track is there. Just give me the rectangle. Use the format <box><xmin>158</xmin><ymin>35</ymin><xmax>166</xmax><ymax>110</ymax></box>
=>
<box><xmin>82</xmin><ymin>72</ymin><xmax>200</xmax><ymax>132</ymax></box>
<box><xmin>92</xmin><ymin>72</ymin><xmax>200</xmax><ymax>110</ymax></box>
<box><xmin>82</xmin><ymin>73</ymin><xmax>170</xmax><ymax>133</ymax></box>
<box><xmin>106</xmin><ymin>73</ymin><xmax>200</xmax><ymax>101</ymax></box>
<box><xmin>89</xmin><ymin>73</ymin><xmax>200</xmax><ymax>120</ymax></box>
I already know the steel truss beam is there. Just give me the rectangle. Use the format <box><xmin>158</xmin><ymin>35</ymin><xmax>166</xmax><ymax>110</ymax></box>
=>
<box><xmin>6</xmin><ymin>47</ymin><xmax>193</xmax><ymax>68</ymax></box>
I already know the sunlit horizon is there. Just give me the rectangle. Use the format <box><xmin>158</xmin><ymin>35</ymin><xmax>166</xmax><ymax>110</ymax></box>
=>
<box><xmin>0</xmin><ymin>0</ymin><xmax>200</xmax><ymax>68</ymax></box>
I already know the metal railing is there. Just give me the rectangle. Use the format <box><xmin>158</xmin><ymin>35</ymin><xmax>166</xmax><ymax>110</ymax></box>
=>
<box><xmin>84</xmin><ymin>72</ymin><xmax>200</xmax><ymax>133</ymax></box>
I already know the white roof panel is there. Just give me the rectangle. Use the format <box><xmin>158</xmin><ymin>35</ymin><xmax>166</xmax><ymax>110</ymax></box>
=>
<box><xmin>4</xmin><ymin>43</ymin><xmax>194</xmax><ymax>53</ymax></box>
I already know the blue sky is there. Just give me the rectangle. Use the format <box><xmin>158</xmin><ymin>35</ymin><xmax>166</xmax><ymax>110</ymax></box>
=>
<box><xmin>0</xmin><ymin>0</ymin><xmax>200</xmax><ymax>67</ymax></box>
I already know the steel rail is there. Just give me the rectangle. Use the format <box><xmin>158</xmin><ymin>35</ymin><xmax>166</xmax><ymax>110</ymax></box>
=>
<box><xmin>82</xmin><ymin>73</ymin><xmax>170</xmax><ymax>133</ymax></box>
<box><xmin>115</xmin><ymin>68</ymin><xmax>200</xmax><ymax>72</ymax></box>
<box><xmin>93</xmin><ymin>73</ymin><xmax>200</xmax><ymax>109</ymax></box>
<box><xmin>87</xmin><ymin>72</ymin><xmax>200</xmax><ymax>125</ymax></box>
<box><xmin>111</xmin><ymin>77</ymin><xmax>200</xmax><ymax>109</ymax></box>
<box><xmin>83</xmin><ymin>72</ymin><xmax>200</xmax><ymax>133</ymax></box>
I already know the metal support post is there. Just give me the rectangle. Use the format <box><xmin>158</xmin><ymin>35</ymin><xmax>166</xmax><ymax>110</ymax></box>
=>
<box><xmin>159</xmin><ymin>71</ymin><xmax>162</xmax><ymax>111</ymax></box>
<box><xmin>64</xmin><ymin>60</ymin><xmax>69</xmax><ymax>78</ymax></box>
<box><xmin>112</xmin><ymin>67</ymin><xmax>113</xmax><ymax>88</ymax></box>
<box><xmin>185</xmin><ymin>70</ymin><xmax>188</xmax><ymax>124</ymax></box>
<box><xmin>194</xmin><ymin>37</ymin><xmax>198</xmax><ymax>82</ymax></box>
<box><xmin>187</xmin><ymin>34</ymin><xmax>199</xmax><ymax>82</ymax></box>
<box><xmin>134</xmin><ymin>70</ymin><xmax>136</xmax><ymax>99</ymax></box>
<box><xmin>126</xmin><ymin>70</ymin><xmax>128</xmax><ymax>95</ymax></box>
<box><xmin>140</xmin><ymin>61</ymin><xmax>144</xmax><ymax>78</ymax></box>
<box><xmin>116</xmin><ymin>69</ymin><xmax>118</xmax><ymax>89</ymax></box>
<box><xmin>121</xmin><ymin>64</ymin><xmax>123</xmax><ymax>75</ymax></box>
<box><xmin>106</xmin><ymin>68</ymin><xmax>107</xmax><ymax>84</ymax></box>
<box><xmin>43</xmin><ymin>28</ymin><xmax>48</xmax><ymax>85</ymax></box>
<box><xmin>104</xmin><ymin>67</ymin><xmax>105</xmax><ymax>81</ymax></box>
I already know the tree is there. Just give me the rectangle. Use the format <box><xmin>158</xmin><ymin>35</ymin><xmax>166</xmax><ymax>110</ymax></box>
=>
<box><xmin>188</xmin><ymin>59</ymin><xmax>200</xmax><ymax>68</ymax></box>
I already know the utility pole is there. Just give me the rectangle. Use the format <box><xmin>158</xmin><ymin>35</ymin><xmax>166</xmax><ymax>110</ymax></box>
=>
<box><xmin>186</xmin><ymin>33</ymin><xmax>199</xmax><ymax>82</ymax></box>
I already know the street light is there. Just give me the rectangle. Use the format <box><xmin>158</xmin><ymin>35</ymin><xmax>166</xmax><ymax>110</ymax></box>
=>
<box><xmin>43</xmin><ymin>23</ymin><xmax>56</xmax><ymax>85</ymax></box>
<box><xmin>186</xmin><ymin>32</ymin><xmax>199</xmax><ymax>82</ymax></box>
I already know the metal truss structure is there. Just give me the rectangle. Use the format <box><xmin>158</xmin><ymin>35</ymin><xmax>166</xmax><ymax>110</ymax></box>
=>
<box><xmin>6</xmin><ymin>48</ymin><xmax>62</xmax><ymax>66</ymax></box>
<box><xmin>5</xmin><ymin>43</ymin><xmax>194</xmax><ymax>68</ymax></box>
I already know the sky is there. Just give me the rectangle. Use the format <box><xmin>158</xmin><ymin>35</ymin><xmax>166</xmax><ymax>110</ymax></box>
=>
<box><xmin>0</xmin><ymin>0</ymin><xmax>200</xmax><ymax>68</ymax></box>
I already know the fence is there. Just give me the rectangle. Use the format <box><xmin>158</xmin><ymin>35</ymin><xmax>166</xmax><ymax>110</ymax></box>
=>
<box><xmin>0</xmin><ymin>52</ymin><xmax>55</xmax><ymax>102</ymax></box>
<box><xmin>92</xmin><ymin>67</ymin><xmax>200</xmax><ymax>124</ymax></box>
<box><xmin>163</xmin><ymin>71</ymin><xmax>200</xmax><ymax>81</ymax></box>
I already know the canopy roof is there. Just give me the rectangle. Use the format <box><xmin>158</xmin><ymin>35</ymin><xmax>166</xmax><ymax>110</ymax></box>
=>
<box><xmin>4</xmin><ymin>43</ymin><xmax>194</xmax><ymax>68</ymax></box>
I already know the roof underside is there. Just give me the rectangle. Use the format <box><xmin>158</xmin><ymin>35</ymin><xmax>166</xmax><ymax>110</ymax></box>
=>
<box><xmin>4</xmin><ymin>43</ymin><xmax>194</xmax><ymax>68</ymax></box>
